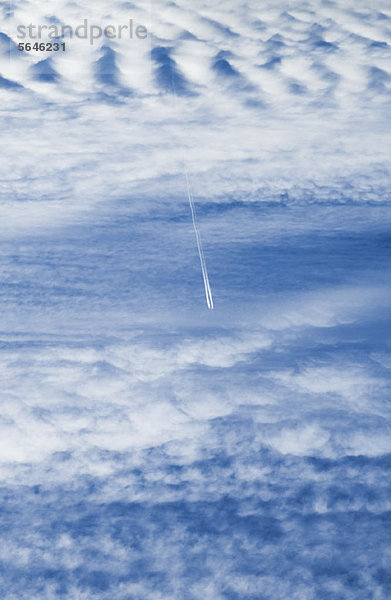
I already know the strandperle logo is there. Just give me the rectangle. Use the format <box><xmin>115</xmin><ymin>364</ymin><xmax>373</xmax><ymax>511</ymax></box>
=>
<box><xmin>16</xmin><ymin>19</ymin><xmax>148</xmax><ymax>45</ymax></box>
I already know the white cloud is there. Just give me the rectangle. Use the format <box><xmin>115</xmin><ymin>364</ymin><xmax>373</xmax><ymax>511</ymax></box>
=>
<box><xmin>1</xmin><ymin>1</ymin><xmax>391</xmax><ymax>598</ymax></box>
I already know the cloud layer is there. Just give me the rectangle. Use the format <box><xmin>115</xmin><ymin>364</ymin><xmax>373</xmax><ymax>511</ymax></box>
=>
<box><xmin>0</xmin><ymin>0</ymin><xmax>391</xmax><ymax>598</ymax></box>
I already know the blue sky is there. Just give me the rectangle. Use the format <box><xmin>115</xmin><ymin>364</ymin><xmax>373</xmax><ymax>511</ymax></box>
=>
<box><xmin>1</xmin><ymin>0</ymin><xmax>391</xmax><ymax>598</ymax></box>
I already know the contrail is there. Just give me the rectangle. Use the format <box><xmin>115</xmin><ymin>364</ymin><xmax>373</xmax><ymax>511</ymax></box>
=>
<box><xmin>163</xmin><ymin>47</ymin><xmax>214</xmax><ymax>309</ymax></box>
<box><xmin>185</xmin><ymin>171</ymin><xmax>214</xmax><ymax>310</ymax></box>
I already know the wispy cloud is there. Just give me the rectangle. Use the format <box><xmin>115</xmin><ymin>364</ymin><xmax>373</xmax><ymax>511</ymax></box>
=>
<box><xmin>1</xmin><ymin>0</ymin><xmax>391</xmax><ymax>598</ymax></box>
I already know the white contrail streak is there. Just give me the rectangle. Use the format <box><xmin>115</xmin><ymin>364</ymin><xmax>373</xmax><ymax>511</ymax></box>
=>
<box><xmin>185</xmin><ymin>171</ymin><xmax>214</xmax><ymax>310</ymax></box>
<box><xmin>165</xmin><ymin>53</ymin><xmax>214</xmax><ymax>309</ymax></box>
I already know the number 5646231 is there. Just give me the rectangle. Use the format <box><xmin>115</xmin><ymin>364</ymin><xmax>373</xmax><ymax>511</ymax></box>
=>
<box><xmin>18</xmin><ymin>42</ymin><xmax>66</xmax><ymax>51</ymax></box>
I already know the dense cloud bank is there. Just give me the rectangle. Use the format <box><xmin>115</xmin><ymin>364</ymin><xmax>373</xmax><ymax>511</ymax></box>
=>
<box><xmin>1</xmin><ymin>318</ymin><xmax>391</xmax><ymax>599</ymax></box>
<box><xmin>1</xmin><ymin>0</ymin><xmax>391</xmax><ymax>598</ymax></box>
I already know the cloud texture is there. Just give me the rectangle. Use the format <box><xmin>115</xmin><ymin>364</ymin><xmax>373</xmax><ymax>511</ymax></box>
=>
<box><xmin>0</xmin><ymin>0</ymin><xmax>391</xmax><ymax>598</ymax></box>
